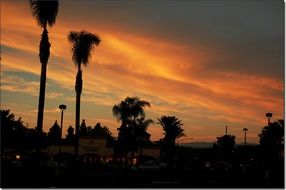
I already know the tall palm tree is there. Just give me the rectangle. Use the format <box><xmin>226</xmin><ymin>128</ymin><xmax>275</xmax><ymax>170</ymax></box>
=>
<box><xmin>157</xmin><ymin>116</ymin><xmax>185</xmax><ymax>167</ymax></box>
<box><xmin>30</xmin><ymin>0</ymin><xmax>59</xmax><ymax>133</ymax></box>
<box><xmin>68</xmin><ymin>31</ymin><xmax>100</xmax><ymax>157</ymax></box>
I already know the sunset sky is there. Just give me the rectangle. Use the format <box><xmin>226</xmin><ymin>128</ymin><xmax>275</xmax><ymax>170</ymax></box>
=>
<box><xmin>1</xmin><ymin>0</ymin><xmax>284</xmax><ymax>144</ymax></box>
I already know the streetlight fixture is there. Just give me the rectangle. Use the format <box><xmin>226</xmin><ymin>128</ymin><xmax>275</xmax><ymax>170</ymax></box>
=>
<box><xmin>58</xmin><ymin>104</ymin><xmax>66</xmax><ymax>156</ymax></box>
<box><xmin>265</xmin><ymin>112</ymin><xmax>273</xmax><ymax>125</ymax></box>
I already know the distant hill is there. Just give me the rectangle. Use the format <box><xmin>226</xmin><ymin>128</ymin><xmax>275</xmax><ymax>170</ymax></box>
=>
<box><xmin>179</xmin><ymin>142</ymin><xmax>214</xmax><ymax>148</ymax></box>
<box><xmin>180</xmin><ymin>142</ymin><xmax>258</xmax><ymax>148</ymax></box>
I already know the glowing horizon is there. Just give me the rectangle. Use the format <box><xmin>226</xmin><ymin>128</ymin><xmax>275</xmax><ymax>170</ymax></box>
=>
<box><xmin>1</xmin><ymin>1</ymin><xmax>284</xmax><ymax>144</ymax></box>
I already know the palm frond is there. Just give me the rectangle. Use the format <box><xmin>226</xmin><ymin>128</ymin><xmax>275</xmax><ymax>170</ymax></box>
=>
<box><xmin>112</xmin><ymin>105</ymin><xmax>121</xmax><ymax>120</ymax></box>
<box><xmin>68</xmin><ymin>30</ymin><xmax>101</xmax><ymax>67</ymax></box>
<box><xmin>30</xmin><ymin>0</ymin><xmax>59</xmax><ymax>28</ymax></box>
<box><xmin>157</xmin><ymin>115</ymin><xmax>185</xmax><ymax>141</ymax></box>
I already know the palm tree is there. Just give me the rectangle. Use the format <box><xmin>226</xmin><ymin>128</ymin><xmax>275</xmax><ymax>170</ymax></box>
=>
<box><xmin>29</xmin><ymin>0</ymin><xmax>59</xmax><ymax>133</ymax></box>
<box><xmin>112</xmin><ymin>100</ymin><xmax>130</xmax><ymax>130</ymax></box>
<box><xmin>112</xmin><ymin>97</ymin><xmax>151</xmax><ymax>159</ymax></box>
<box><xmin>136</xmin><ymin>118</ymin><xmax>153</xmax><ymax>157</ymax></box>
<box><xmin>112</xmin><ymin>96</ymin><xmax>150</xmax><ymax>130</ymax></box>
<box><xmin>157</xmin><ymin>116</ymin><xmax>185</xmax><ymax>146</ymax></box>
<box><xmin>157</xmin><ymin>116</ymin><xmax>185</xmax><ymax>167</ymax></box>
<box><xmin>68</xmin><ymin>31</ymin><xmax>100</xmax><ymax>157</ymax></box>
<box><xmin>243</xmin><ymin>128</ymin><xmax>248</xmax><ymax>145</ymax></box>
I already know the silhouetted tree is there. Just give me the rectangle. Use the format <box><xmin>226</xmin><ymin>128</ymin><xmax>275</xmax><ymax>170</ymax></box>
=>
<box><xmin>2</xmin><ymin>110</ymin><xmax>27</xmax><ymax>149</ymax></box>
<box><xmin>1</xmin><ymin>109</ymin><xmax>47</xmax><ymax>150</ymax></box>
<box><xmin>66</xmin><ymin>125</ymin><xmax>75</xmax><ymax>143</ymax></box>
<box><xmin>87</xmin><ymin>126</ymin><xmax>92</xmax><ymax>134</ymax></box>
<box><xmin>259</xmin><ymin>121</ymin><xmax>284</xmax><ymax>162</ymax></box>
<box><xmin>112</xmin><ymin>97</ymin><xmax>151</xmax><ymax>159</ymax></box>
<box><xmin>136</xmin><ymin>118</ymin><xmax>153</xmax><ymax>157</ymax></box>
<box><xmin>48</xmin><ymin>120</ymin><xmax>60</xmax><ymax>143</ymax></box>
<box><xmin>29</xmin><ymin>0</ymin><xmax>59</xmax><ymax>133</ymax></box>
<box><xmin>157</xmin><ymin>116</ymin><xmax>185</xmax><ymax>167</ymax></box>
<box><xmin>93</xmin><ymin>123</ymin><xmax>109</xmax><ymax>136</ymax></box>
<box><xmin>68</xmin><ymin>30</ymin><xmax>101</xmax><ymax>157</ymax></box>
<box><xmin>216</xmin><ymin>134</ymin><xmax>236</xmax><ymax>154</ymax></box>
<box><xmin>92</xmin><ymin>123</ymin><xmax>115</xmax><ymax>144</ymax></box>
<box><xmin>79</xmin><ymin>119</ymin><xmax>87</xmax><ymax>136</ymax></box>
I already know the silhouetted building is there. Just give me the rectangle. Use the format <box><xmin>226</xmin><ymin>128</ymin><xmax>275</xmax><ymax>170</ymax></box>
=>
<box><xmin>42</xmin><ymin>135</ymin><xmax>161</xmax><ymax>164</ymax></box>
<box><xmin>43</xmin><ymin>136</ymin><xmax>113</xmax><ymax>162</ymax></box>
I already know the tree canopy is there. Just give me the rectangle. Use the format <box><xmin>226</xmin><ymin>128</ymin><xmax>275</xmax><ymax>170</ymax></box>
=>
<box><xmin>216</xmin><ymin>134</ymin><xmax>236</xmax><ymax>153</ymax></box>
<box><xmin>68</xmin><ymin>30</ymin><xmax>100</xmax><ymax>67</ymax></box>
<box><xmin>259</xmin><ymin>120</ymin><xmax>284</xmax><ymax>161</ymax></box>
<box><xmin>157</xmin><ymin>115</ymin><xmax>185</xmax><ymax>145</ymax></box>
<box><xmin>112</xmin><ymin>97</ymin><xmax>152</xmax><ymax>156</ymax></box>
<box><xmin>29</xmin><ymin>0</ymin><xmax>59</xmax><ymax>29</ymax></box>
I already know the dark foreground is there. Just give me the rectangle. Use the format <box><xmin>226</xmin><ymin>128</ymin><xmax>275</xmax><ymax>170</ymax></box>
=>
<box><xmin>2</xmin><ymin>159</ymin><xmax>284</xmax><ymax>188</ymax></box>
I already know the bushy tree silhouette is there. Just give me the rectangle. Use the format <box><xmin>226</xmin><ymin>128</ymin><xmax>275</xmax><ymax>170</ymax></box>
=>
<box><xmin>65</xmin><ymin>125</ymin><xmax>75</xmax><ymax>143</ymax></box>
<box><xmin>216</xmin><ymin>134</ymin><xmax>236</xmax><ymax>161</ymax></box>
<box><xmin>48</xmin><ymin>120</ymin><xmax>60</xmax><ymax>143</ymax></box>
<box><xmin>29</xmin><ymin>0</ymin><xmax>59</xmax><ymax>133</ymax></box>
<box><xmin>2</xmin><ymin>110</ymin><xmax>27</xmax><ymax>149</ymax></box>
<box><xmin>216</xmin><ymin>134</ymin><xmax>236</xmax><ymax>153</ymax></box>
<box><xmin>68</xmin><ymin>30</ymin><xmax>100</xmax><ymax>157</ymax></box>
<box><xmin>79</xmin><ymin>119</ymin><xmax>87</xmax><ymax>136</ymax></box>
<box><xmin>112</xmin><ymin>97</ymin><xmax>151</xmax><ymax>159</ymax></box>
<box><xmin>259</xmin><ymin>120</ymin><xmax>284</xmax><ymax>162</ymax></box>
<box><xmin>1</xmin><ymin>109</ymin><xmax>47</xmax><ymax>150</ymax></box>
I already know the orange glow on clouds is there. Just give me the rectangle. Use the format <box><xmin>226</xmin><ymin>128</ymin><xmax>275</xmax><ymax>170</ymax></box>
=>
<box><xmin>1</xmin><ymin>1</ymin><xmax>284</xmax><ymax>143</ymax></box>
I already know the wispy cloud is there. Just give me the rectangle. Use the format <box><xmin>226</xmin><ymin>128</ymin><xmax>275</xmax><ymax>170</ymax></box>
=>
<box><xmin>1</xmin><ymin>1</ymin><xmax>283</xmax><ymax>143</ymax></box>
<box><xmin>1</xmin><ymin>75</ymin><xmax>63</xmax><ymax>99</ymax></box>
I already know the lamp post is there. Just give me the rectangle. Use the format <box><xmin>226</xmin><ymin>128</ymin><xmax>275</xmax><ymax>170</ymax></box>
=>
<box><xmin>58</xmin><ymin>104</ymin><xmax>66</xmax><ymax>158</ymax></box>
<box><xmin>265</xmin><ymin>112</ymin><xmax>272</xmax><ymax>125</ymax></box>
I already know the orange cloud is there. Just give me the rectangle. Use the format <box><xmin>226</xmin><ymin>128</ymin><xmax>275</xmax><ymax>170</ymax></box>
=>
<box><xmin>2</xmin><ymin>1</ymin><xmax>283</xmax><ymax>143</ymax></box>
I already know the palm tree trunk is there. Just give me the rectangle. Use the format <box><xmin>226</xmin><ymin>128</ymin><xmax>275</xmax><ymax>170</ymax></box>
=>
<box><xmin>75</xmin><ymin>69</ymin><xmax>82</xmax><ymax>158</ymax></box>
<box><xmin>36</xmin><ymin>63</ymin><xmax>47</xmax><ymax>133</ymax></box>
<box><xmin>36</xmin><ymin>27</ymin><xmax>50</xmax><ymax>134</ymax></box>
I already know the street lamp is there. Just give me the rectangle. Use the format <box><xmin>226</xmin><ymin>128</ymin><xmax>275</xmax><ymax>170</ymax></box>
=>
<box><xmin>58</xmin><ymin>104</ymin><xmax>66</xmax><ymax>156</ymax></box>
<box><xmin>265</xmin><ymin>112</ymin><xmax>272</xmax><ymax>125</ymax></box>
